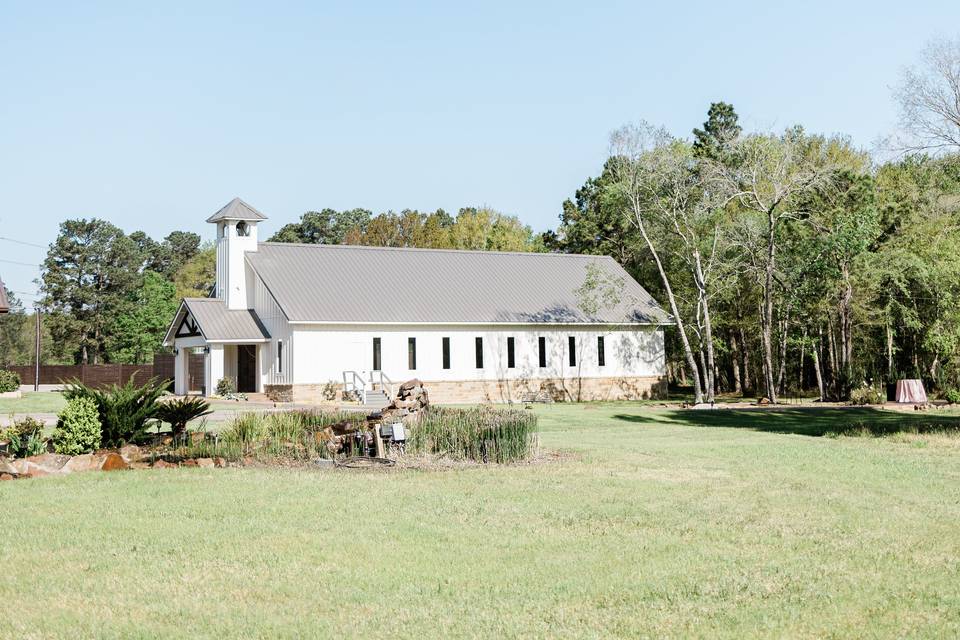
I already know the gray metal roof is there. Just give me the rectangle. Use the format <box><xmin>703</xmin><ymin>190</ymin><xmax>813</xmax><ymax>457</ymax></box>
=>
<box><xmin>246</xmin><ymin>243</ymin><xmax>670</xmax><ymax>325</ymax></box>
<box><xmin>206</xmin><ymin>197</ymin><xmax>268</xmax><ymax>223</ymax></box>
<box><xmin>163</xmin><ymin>298</ymin><xmax>271</xmax><ymax>344</ymax></box>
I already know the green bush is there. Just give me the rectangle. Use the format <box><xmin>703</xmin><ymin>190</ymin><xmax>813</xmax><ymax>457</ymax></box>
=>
<box><xmin>1</xmin><ymin>416</ymin><xmax>47</xmax><ymax>458</ymax></box>
<box><xmin>944</xmin><ymin>389</ymin><xmax>960</xmax><ymax>405</ymax></box>
<box><xmin>52</xmin><ymin>396</ymin><xmax>102</xmax><ymax>455</ymax></box>
<box><xmin>156</xmin><ymin>397</ymin><xmax>213</xmax><ymax>436</ymax></box>
<box><xmin>216</xmin><ymin>377</ymin><xmax>236</xmax><ymax>396</ymax></box>
<box><xmin>0</xmin><ymin>370</ymin><xmax>20</xmax><ymax>393</ymax></box>
<box><xmin>849</xmin><ymin>385</ymin><xmax>885</xmax><ymax>405</ymax></box>
<box><xmin>63</xmin><ymin>376</ymin><xmax>167</xmax><ymax>446</ymax></box>
<box><xmin>408</xmin><ymin>407</ymin><xmax>538</xmax><ymax>463</ymax></box>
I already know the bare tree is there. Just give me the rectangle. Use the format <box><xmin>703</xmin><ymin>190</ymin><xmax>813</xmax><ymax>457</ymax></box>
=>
<box><xmin>607</xmin><ymin>123</ymin><xmax>734</xmax><ymax>404</ymax></box>
<box><xmin>894</xmin><ymin>37</ymin><xmax>960</xmax><ymax>153</ymax></box>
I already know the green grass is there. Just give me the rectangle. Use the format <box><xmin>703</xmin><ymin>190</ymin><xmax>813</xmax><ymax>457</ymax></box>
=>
<box><xmin>2</xmin><ymin>403</ymin><xmax>960</xmax><ymax>638</ymax></box>
<box><xmin>0</xmin><ymin>391</ymin><xmax>67</xmax><ymax>414</ymax></box>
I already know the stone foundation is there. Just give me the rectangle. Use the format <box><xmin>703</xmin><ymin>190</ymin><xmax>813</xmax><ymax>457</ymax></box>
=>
<box><xmin>288</xmin><ymin>376</ymin><xmax>666</xmax><ymax>405</ymax></box>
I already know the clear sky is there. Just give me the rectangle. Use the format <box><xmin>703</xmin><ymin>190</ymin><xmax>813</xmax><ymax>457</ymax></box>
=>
<box><xmin>1</xmin><ymin>1</ymin><xmax>958</xmax><ymax>301</ymax></box>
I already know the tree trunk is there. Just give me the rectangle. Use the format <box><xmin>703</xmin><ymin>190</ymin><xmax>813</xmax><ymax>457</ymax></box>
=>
<box><xmin>730</xmin><ymin>331</ymin><xmax>742</xmax><ymax>394</ymax></box>
<box><xmin>886</xmin><ymin>320</ymin><xmax>894</xmax><ymax>382</ymax></box>
<box><xmin>633</xmin><ymin>213</ymin><xmax>704</xmax><ymax>404</ymax></box>
<box><xmin>798</xmin><ymin>329</ymin><xmax>806</xmax><ymax>393</ymax></box>
<box><xmin>693</xmin><ymin>252</ymin><xmax>716</xmax><ymax>403</ymax></box>
<box><xmin>761</xmin><ymin>213</ymin><xmax>778</xmax><ymax>403</ymax></box>
<box><xmin>812</xmin><ymin>331</ymin><xmax>826</xmax><ymax>402</ymax></box>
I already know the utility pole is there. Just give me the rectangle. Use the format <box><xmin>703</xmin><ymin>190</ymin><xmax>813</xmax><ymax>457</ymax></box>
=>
<box><xmin>33</xmin><ymin>307</ymin><xmax>41</xmax><ymax>392</ymax></box>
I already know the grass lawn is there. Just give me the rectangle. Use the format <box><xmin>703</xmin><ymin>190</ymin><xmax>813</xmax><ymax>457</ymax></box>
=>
<box><xmin>3</xmin><ymin>404</ymin><xmax>960</xmax><ymax>638</ymax></box>
<box><xmin>0</xmin><ymin>391</ymin><xmax>67</xmax><ymax>414</ymax></box>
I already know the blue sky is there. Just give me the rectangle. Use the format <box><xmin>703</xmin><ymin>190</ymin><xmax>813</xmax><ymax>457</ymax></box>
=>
<box><xmin>1</xmin><ymin>1</ymin><xmax>958</xmax><ymax>301</ymax></box>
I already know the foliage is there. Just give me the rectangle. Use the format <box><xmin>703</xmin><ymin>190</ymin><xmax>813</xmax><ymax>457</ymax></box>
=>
<box><xmin>52</xmin><ymin>396</ymin><xmax>102</xmax><ymax>455</ymax></box>
<box><xmin>215</xmin><ymin>377</ymin><xmax>236</xmax><ymax>397</ymax></box>
<box><xmin>172</xmin><ymin>244</ymin><xmax>216</xmax><ymax>300</ymax></box>
<box><xmin>848</xmin><ymin>384</ymin><xmax>885</xmax><ymax>406</ymax></box>
<box><xmin>211</xmin><ymin>410</ymin><xmax>366</xmax><ymax>460</ymax></box>
<box><xmin>63</xmin><ymin>376</ymin><xmax>167</xmax><ymax>446</ymax></box>
<box><xmin>0</xmin><ymin>369</ymin><xmax>20</xmax><ymax>393</ymax></box>
<box><xmin>944</xmin><ymin>389</ymin><xmax>960</xmax><ymax>404</ymax></box>
<box><xmin>408</xmin><ymin>406</ymin><xmax>538</xmax><ymax>463</ymax></box>
<box><xmin>0</xmin><ymin>416</ymin><xmax>47</xmax><ymax>458</ymax></box>
<box><xmin>106</xmin><ymin>271</ymin><xmax>178</xmax><ymax>364</ymax></box>
<box><xmin>156</xmin><ymin>397</ymin><xmax>213</xmax><ymax>436</ymax></box>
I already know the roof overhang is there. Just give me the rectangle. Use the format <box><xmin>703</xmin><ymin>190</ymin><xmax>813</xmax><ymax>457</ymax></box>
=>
<box><xmin>163</xmin><ymin>299</ymin><xmax>271</xmax><ymax>346</ymax></box>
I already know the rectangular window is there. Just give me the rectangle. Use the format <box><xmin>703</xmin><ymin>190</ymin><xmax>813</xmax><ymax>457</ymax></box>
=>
<box><xmin>568</xmin><ymin>336</ymin><xmax>577</xmax><ymax>367</ymax></box>
<box><xmin>277</xmin><ymin>340</ymin><xmax>283</xmax><ymax>373</ymax></box>
<box><xmin>507</xmin><ymin>337</ymin><xmax>515</xmax><ymax>368</ymax></box>
<box><xmin>538</xmin><ymin>336</ymin><xmax>546</xmax><ymax>368</ymax></box>
<box><xmin>597</xmin><ymin>336</ymin><xmax>605</xmax><ymax>367</ymax></box>
<box><xmin>372</xmin><ymin>337</ymin><xmax>381</xmax><ymax>371</ymax></box>
<box><xmin>442</xmin><ymin>337</ymin><xmax>451</xmax><ymax>369</ymax></box>
<box><xmin>408</xmin><ymin>337</ymin><xmax>417</xmax><ymax>370</ymax></box>
<box><xmin>475</xmin><ymin>337</ymin><xmax>484</xmax><ymax>369</ymax></box>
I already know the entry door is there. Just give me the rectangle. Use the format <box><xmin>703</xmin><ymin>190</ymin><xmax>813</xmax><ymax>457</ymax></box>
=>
<box><xmin>237</xmin><ymin>345</ymin><xmax>257</xmax><ymax>393</ymax></box>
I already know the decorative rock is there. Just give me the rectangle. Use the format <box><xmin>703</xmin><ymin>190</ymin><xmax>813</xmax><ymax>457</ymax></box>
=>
<box><xmin>213</xmin><ymin>457</ymin><xmax>226</xmax><ymax>468</ymax></box>
<box><xmin>119</xmin><ymin>444</ymin><xmax>141</xmax><ymax>463</ymax></box>
<box><xmin>23</xmin><ymin>454</ymin><xmax>72</xmax><ymax>474</ymax></box>
<box><xmin>151</xmin><ymin>459</ymin><xmax>177</xmax><ymax>469</ymax></box>
<box><xmin>0</xmin><ymin>473</ymin><xmax>14</xmax><ymax>481</ymax></box>
<box><xmin>63</xmin><ymin>454</ymin><xmax>106</xmax><ymax>473</ymax></box>
<box><xmin>189</xmin><ymin>432</ymin><xmax>205</xmax><ymax>444</ymax></box>
<box><xmin>100</xmin><ymin>453</ymin><xmax>129</xmax><ymax>471</ymax></box>
<box><xmin>196</xmin><ymin>458</ymin><xmax>215</xmax><ymax>468</ymax></box>
<box><xmin>182</xmin><ymin>459</ymin><xmax>199</xmax><ymax>467</ymax></box>
<box><xmin>0</xmin><ymin>457</ymin><xmax>18</xmax><ymax>476</ymax></box>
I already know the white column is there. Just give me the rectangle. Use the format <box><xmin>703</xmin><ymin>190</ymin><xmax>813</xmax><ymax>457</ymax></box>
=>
<box><xmin>205</xmin><ymin>344</ymin><xmax>225</xmax><ymax>396</ymax></box>
<box><xmin>174</xmin><ymin>348</ymin><xmax>187</xmax><ymax>395</ymax></box>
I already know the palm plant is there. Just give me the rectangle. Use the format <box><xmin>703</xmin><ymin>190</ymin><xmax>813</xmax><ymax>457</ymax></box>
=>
<box><xmin>156</xmin><ymin>397</ymin><xmax>213</xmax><ymax>437</ymax></box>
<box><xmin>64</xmin><ymin>376</ymin><xmax>169</xmax><ymax>446</ymax></box>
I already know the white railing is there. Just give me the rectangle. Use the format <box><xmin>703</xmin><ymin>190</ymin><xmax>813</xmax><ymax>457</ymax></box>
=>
<box><xmin>371</xmin><ymin>370</ymin><xmax>394</xmax><ymax>400</ymax></box>
<box><xmin>342</xmin><ymin>370</ymin><xmax>367</xmax><ymax>404</ymax></box>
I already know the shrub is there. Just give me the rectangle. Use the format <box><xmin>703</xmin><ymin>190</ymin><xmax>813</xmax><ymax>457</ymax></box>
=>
<box><xmin>849</xmin><ymin>385</ymin><xmax>884</xmax><ymax>405</ymax></box>
<box><xmin>220</xmin><ymin>413</ymin><xmax>265</xmax><ymax>445</ymax></box>
<box><xmin>216</xmin><ymin>377</ymin><xmax>236</xmax><ymax>396</ymax></box>
<box><xmin>408</xmin><ymin>407</ymin><xmax>538</xmax><ymax>463</ymax></box>
<box><xmin>0</xmin><ymin>370</ymin><xmax>20</xmax><ymax>393</ymax></box>
<box><xmin>156</xmin><ymin>397</ymin><xmax>213</xmax><ymax>436</ymax></box>
<box><xmin>52</xmin><ymin>396</ymin><xmax>102</xmax><ymax>455</ymax></box>
<box><xmin>944</xmin><ymin>389</ymin><xmax>960</xmax><ymax>405</ymax></box>
<box><xmin>1</xmin><ymin>416</ymin><xmax>47</xmax><ymax>458</ymax></box>
<box><xmin>63</xmin><ymin>376</ymin><xmax>167</xmax><ymax>446</ymax></box>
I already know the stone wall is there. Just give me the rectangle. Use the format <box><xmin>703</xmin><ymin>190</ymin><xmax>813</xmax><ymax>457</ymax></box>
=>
<box><xmin>289</xmin><ymin>376</ymin><xmax>666</xmax><ymax>404</ymax></box>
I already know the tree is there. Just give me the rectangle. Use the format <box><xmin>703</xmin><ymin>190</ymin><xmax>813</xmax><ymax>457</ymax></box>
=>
<box><xmin>172</xmin><ymin>245</ymin><xmax>216</xmax><ymax>300</ymax></box>
<box><xmin>41</xmin><ymin>219</ymin><xmax>142</xmax><ymax>364</ymax></box>
<box><xmin>269</xmin><ymin>208</ymin><xmax>372</xmax><ymax>244</ymax></box>
<box><xmin>894</xmin><ymin>37</ymin><xmax>960</xmax><ymax>153</ymax></box>
<box><xmin>0</xmin><ymin>287</ymin><xmax>31</xmax><ymax>367</ymax></box>
<box><xmin>106</xmin><ymin>271</ymin><xmax>178</xmax><ymax>363</ymax></box>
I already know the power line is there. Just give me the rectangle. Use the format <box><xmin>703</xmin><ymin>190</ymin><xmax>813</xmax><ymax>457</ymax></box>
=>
<box><xmin>0</xmin><ymin>236</ymin><xmax>46</xmax><ymax>249</ymax></box>
<box><xmin>0</xmin><ymin>258</ymin><xmax>41</xmax><ymax>268</ymax></box>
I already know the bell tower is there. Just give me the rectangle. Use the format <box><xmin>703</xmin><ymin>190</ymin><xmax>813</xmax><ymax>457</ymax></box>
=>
<box><xmin>206</xmin><ymin>197</ymin><xmax>267</xmax><ymax>310</ymax></box>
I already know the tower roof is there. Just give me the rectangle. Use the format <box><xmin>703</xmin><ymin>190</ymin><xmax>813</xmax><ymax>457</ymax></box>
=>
<box><xmin>205</xmin><ymin>197</ymin><xmax>268</xmax><ymax>223</ymax></box>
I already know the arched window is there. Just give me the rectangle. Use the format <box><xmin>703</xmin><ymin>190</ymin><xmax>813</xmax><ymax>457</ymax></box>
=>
<box><xmin>236</xmin><ymin>221</ymin><xmax>250</xmax><ymax>237</ymax></box>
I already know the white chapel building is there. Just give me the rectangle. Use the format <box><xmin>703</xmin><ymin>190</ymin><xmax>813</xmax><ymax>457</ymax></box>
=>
<box><xmin>163</xmin><ymin>198</ymin><xmax>670</xmax><ymax>404</ymax></box>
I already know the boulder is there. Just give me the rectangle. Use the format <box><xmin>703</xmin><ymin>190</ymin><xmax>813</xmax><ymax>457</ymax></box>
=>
<box><xmin>100</xmin><ymin>453</ymin><xmax>129</xmax><ymax>471</ymax></box>
<box><xmin>0</xmin><ymin>457</ymin><xmax>18</xmax><ymax>476</ymax></box>
<box><xmin>181</xmin><ymin>459</ymin><xmax>199</xmax><ymax>467</ymax></box>
<box><xmin>63</xmin><ymin>454</ymin><xmax>106</xmax><ymax>473</ymax></box>
<box><xmin>214</xmin><ymin>457</ymin><xmax>226</xmax><ymax>468</ymax></box>
<box><xmin>119</xmin><ymin>445</ymin><xmax>142</xmax><ymax>463</ymax></box>
<box><xmin>0</xmin><ymin>473</ymin><xmax>15</xmax><ymax>481</ymax></box>
<box><xmin>151</xmin><ymin>459</ymin><xmax>176</xmax><ymax>469</ymax></box>
<box><xmin>196</xmin><ymin>458</ymin><xmax>215</xmax><ymax>468</ymax></box>
<box><xmin>23</xmin><ymin>454</ymin><xmax>71</xmax><ymax>474</ymax></box>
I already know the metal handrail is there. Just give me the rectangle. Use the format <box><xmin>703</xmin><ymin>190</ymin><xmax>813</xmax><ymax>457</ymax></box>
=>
<box><xmin>342</xmin><ymin>370</ymin><xmax>367</xmax><ymax>404</ymax></box>
<box><xmin>374</xmin><ymin>370</ymin><xmax>394</xmax><ymax>400</ymax></box>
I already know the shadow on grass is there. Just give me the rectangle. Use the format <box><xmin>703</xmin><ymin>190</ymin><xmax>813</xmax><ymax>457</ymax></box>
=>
<box><xmin>613</xmin><ymin>407</ymin><xmax>960</xmax><ymax>438</ymax></box>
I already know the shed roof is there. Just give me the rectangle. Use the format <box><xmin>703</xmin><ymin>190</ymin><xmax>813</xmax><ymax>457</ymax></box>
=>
<box><xmin>163</xmin><ymin>298</ymin><xmax>271</xmax><ymax>345</ymax></box>
<box><xmin>205</xmin><ymin>197</ymin><xmax>268</xmax><ymax>223</ymax></box>
<box><xmin>246</xmin><ymin>243</ymin><xmax>670</xmax><ymax>325</ymax></box>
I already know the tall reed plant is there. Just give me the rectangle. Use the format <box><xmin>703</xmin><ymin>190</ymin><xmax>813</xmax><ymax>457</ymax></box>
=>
<box><xmin>408</xmin><ymin>407</ymin><xmax>537</xmax><ymax>463</ymax></box>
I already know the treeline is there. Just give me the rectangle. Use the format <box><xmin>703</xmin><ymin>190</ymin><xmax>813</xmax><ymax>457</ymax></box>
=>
<box><xmin>546</xmin><ymin>102</ymin><xmax>960</xmax><ymax>401</ymax></box>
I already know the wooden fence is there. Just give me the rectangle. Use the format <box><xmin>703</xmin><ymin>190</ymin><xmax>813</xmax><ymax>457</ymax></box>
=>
<box><xmin>6</xmin><ymin>353</ymin><xmax>205</xmax><ymax>391</ymax></box>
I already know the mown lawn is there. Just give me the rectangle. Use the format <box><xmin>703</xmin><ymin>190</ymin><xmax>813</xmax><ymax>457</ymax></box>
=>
<box><xmin>2</xmin><ymin>404</ymin><xmax>960</xmax><ymax>638</ymax></box>
<box><xmin>0</xmin><ymin>391</ymin><xmax>67</xmax><ymax>414</ymax></box>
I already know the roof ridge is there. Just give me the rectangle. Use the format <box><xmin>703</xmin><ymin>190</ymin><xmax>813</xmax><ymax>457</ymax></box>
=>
<box><xmin>257</xmin><ymin>241</ymin><xmax>615</xmax><ymax>261</ymax></box>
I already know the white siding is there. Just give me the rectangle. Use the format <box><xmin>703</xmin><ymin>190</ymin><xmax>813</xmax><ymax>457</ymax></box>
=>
<box><xmin>247</xmin><ymin>267</ymin><xmax>293</xmax><ymax>386</ymax></box>
<box><xmin>291</xmin><ymin>324</ymin><xmax>664</xmax><ymax>386</ymax></box>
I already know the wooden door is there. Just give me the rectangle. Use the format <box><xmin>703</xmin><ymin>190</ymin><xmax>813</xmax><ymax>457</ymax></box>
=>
<box><xmin>237</xmin><ymin>345</ymin><xmax>257</xmax><ymax>393</ymax></box>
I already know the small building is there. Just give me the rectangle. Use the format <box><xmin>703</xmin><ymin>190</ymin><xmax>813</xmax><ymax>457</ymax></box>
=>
<box><xmin>0</xmin><ymin>278</ymin><xmax>9</xmax><ymax>314</ymax></box>
<box><xmin>163</xmin><ymin>198</ymin><xmax>670</xmax><ymax>403</ymax></box>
